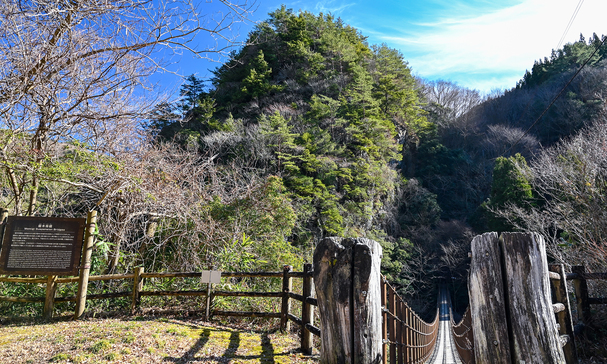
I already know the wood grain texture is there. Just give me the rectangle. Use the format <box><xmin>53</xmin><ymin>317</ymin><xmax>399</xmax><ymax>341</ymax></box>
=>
<box><xmin>468</xmin><ymin>232</ymin><xmax>512</xmax><ymax>364</ymax></box>
<box><xmin>500</xmin><ymin>232</ymin><xmax>565</xmax><ymax>364</ymax></box>
<box><xmin>313</xmin><ymin>237</ymin><xmax>382</xmax><ymax>364</ymax></box>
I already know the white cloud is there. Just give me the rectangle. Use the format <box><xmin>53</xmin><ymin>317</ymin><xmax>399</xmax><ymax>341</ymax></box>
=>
<box><xmin>313</xmin><ymin>0</ymin><xmax>356</xmax><ymax>15</ymax></box>
<box><xmin>384</xmin><ymin>0</ymin><xmax>607</xmax><ymax>91</ymax></box>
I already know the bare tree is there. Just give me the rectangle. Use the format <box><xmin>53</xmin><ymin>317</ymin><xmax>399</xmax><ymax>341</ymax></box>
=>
<box><xmin>0</xmin><ymin>0</ymin><xmax>255</xmax><ymax>215</ymax></box>
<box><xmin>492</xmin><ymin>117</ymin><xmax>607</xmax><ymax>271</ymax></box>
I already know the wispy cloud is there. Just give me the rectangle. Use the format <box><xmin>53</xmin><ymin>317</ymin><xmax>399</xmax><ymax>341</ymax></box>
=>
<box><xmin>313</xmin><ymin>0</ymin><xmax>357</xmax><ymax>15</ymax></box>
<box><xmin>380</xmin><ymin>0</ymin><xmax>607</xmax><ymax>91</ymax></box>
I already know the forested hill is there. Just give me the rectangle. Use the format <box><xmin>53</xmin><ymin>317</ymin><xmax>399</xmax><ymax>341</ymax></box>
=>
<box><xmin>151</xmin><ymin>6</ymin><xmax>607</xmax><ymax>310</ymax></box>
<box><xmin>152</xmin><ymin>6</ymin><xmax>436</xmax><ymax>291</ymax></box>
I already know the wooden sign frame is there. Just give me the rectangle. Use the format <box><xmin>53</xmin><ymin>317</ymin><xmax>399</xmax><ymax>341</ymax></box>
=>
<box><xmin>0</xmin><ymin>216</ymin><xmax>86</xmax><ymax>276</ymax></box>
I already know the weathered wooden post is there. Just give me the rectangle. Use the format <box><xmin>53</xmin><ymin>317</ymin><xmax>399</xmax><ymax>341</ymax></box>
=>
<box><xmin>74</xmin><ymin>210</ymin><xmax>97</xmax><ymax>319</ymax></box>
<box><xmin>572</xmin><ymin>265</ymin><xmax>590</xmax><ymax>325</ymax></box>
<box><xmin>469</xmin><ymin>232</ymin><xmax>567</xmax><ymax>364</ymax></box>
<box><xmin>301</xmin><ymin>263</ymin><xmax>314</xmax><ymax>355</ymax></box>
<box><xmin>313</xmin><ymin>237</ymin><xmax>383</xmax><ymax>364</ymax></box>
<box><xmin>549</xmin><ymin>264</ymin><xmax>577</xmax><ymax>364</ymax></box>
<box><xmin>44</xmin><ymin>275</ymin><xmax>57</xmax><ymax>319</ymax></box>
<box><xmin>280</xmin><ymin>265</ymin><xmax>293</xmax><ymax>331</ymax></box>
<box><xmin>131</xmin><ymin>266</ymin><xmax>144</xmax><ymax>313</ymax></box>
<box><xmin>501</xmin><ymin>232</ymin><xmax>565</xmax><ymax>363</ymax></box>
<box><xmin>0</xmin><ymin>207</ymin><xmax>8</xmax><ymax>223</ymax></box>
<box><xmin>469</xmin><ymin>232</ymin><xmax>512</xmax><ymax>363</ymax></box>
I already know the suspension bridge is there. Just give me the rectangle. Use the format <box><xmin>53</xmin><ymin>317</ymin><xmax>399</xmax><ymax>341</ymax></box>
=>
<box><xmin>314</xmin><ymin>233</ymin><xmax>581</xmax><ymax>364</ymax></box>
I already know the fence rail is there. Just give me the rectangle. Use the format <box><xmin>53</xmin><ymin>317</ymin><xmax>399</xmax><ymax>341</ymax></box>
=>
<box><xmin>0</xmin><ymin>263</ymin><xmax>319</xmax><ymax>353</ymax></box>
<box><xmin>380</xmin><ymin>276</ymin><xmax>439</xmax><ymax>364</ymax></box>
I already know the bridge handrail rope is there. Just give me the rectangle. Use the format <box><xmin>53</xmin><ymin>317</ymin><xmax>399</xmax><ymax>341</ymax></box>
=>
<box><xmin>380</xmin><ymin>274</ymin><xmax>440</xmax><ymax>364</ymax></box>
<box><xmin>450</xmin><ymin>305</ymin><xmax>475</xmax><ymax>364</ymax></box>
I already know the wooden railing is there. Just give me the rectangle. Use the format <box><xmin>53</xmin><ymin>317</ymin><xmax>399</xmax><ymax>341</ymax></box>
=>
<box><xmin>380</xmin><ymin>276</ymin><xmax>439</xmax><ymax>364</ymax></box>
<box><xmin>0</xmin><ymin>263</ymin><xmax>320</xmax><ymax>353</ymax></box>
<box><xmin>567</xmin><ymin>265</ymin><xmax>607</xmax><ymax>324</ymax></box>
<box><xmin>548</xmin><ymin>264</ymin><xmax>577</xmax><ymax>364</ymax></box>
<box><xmin>450</xmin><ymin>306</ymin><xmax>474</xmax><ymax>364</ymax></box>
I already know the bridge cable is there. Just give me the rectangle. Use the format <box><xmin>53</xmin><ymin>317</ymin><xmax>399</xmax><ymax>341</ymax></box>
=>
<box><xmin>501</xmin><ymin>34</ymin><xmax>607</xmax><ymax>158</ymax></box>
<box><xmin>557</xmin><ymin>0</ymin><xmax>585</xmax><ymax>51</ymax></box>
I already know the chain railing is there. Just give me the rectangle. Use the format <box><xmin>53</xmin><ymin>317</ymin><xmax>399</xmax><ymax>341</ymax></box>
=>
<box><xmin>381</xmin><ymin>276</ymin><xmax>440</xmax><ymax>364</ymax></box>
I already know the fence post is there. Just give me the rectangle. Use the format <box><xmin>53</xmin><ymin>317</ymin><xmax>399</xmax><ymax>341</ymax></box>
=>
<box><xmin>301</xmin><ymin>263</ymin><xmax>314</xmax><ymax>355</ymax></box>
<box><xmin>572</xmin><ymin>265</ymin><xmax>590</xmax><ymax>325</ymax></box>
<box><xmin>313</xmin><ymin>237</ymin><xmax>383</xmax><ymax>364</ymax></box>
<box><xmin>415</xmin><ymin>314</ymin><xmax>420</xmax><ymax>362</ymax></box>
<box><xmin>396</xmin><ymin>300</ymin><xmax>403</xmax><ymax>364</ymax></box>
<box><xmin>389</xmin><ymin>288</ymin><xmax>396</xmax><ymax>364</ymax></box>
<box><xmin>74</xmin><ymin>210</ymin><xmax>97</xmax><ymax>319</ymax></box>
<box><xmin>280</xmin><ymin>265</ymin><xmax>293</xmax><ymax>331</ymax></box>
<box><xmin>549</xmin><ymin>264</ymin><xmax>577</xmax><ymax>364</ymax></box>
<box><xmin>381</xmin><ymin>279</ymin><xmax>387</xmax><ymax>364</ymax></box>
<box><xmin>43</xmin><ymin>275</ymin><xmax>57</xmax><ymax>319</ymax></box>
<box><xmin>131</xmin><ymin>266</ymin><xmax>144</xmax><ymax>313</ymax></box>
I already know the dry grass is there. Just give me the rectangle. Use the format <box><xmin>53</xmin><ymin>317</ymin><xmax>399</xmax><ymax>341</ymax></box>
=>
<box><xmin>0</xmin><ymin>315</ymin><xmax>319</xmax><ymax>364</ymax></box>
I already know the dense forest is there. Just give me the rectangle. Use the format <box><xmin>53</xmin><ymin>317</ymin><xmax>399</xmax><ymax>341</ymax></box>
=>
<box><xmin>2</xmin><ymin>3</ymin><xmax>607</xmax><ymax>316</ymax></box>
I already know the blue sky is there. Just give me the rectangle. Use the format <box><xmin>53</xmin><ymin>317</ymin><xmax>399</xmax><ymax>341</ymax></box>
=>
<box><xmin>161</xmin><ymin>0</ymin><xmax>607</xmax><ymax>94</ymax></box>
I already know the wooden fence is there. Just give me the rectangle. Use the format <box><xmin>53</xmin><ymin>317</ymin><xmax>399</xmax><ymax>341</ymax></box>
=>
<box><xmin>548</xmin><ymin>264</ymin><xmax>577</xmax><ymax>364</ymax></box>
<box><xmin>380</xmin><ymin>276</ymin><xmax>439</xmax><ymax>364</ymax></box>
<box><xmin>0</xmin><ymin>263</ymin><xmax>320</xmax><ymax>353</ymax></box>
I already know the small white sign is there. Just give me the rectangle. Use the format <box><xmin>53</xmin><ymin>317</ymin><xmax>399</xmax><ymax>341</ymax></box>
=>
<box><xmin>200</xmin><ymin>270</ymin><xmax>222</xmax><ymax>284</ymax></box>
<box><xmin>210</xmin><ymin>270</ymin><xmax>221</xmax><ymax>284</ymax></box>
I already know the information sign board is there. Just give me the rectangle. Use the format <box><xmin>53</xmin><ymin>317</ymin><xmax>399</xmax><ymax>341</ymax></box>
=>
<box><xmin>0</xmin><ymin>216</ymin><xmax>86</xmax><ymax>275</ymax></box>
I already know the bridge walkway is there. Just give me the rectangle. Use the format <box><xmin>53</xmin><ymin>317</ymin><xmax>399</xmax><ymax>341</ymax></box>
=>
<box><xmin>425</xmin><ymin>287</ymin><xmax>461</xmax><ymax>364</ymax></box>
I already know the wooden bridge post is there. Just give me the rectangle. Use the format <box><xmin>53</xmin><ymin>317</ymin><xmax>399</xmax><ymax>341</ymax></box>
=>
<box><xmin>469</xmin><ymin>232</ymin><xmax>512</xmax><ymax>363</ymax></box>
<box><xmin>313</xmin><ymin>237</ymin><xmax>383</xmax><ymax>364</ymax></box>
<box><xmin>469</xmin><ymin>232</ymin><xmax>567</xmax><ymax>364</ymax></box>
<box><xmin>500</xmin><ymin>233</ymin><xmax>565</xmax><ymax>363</ymax></box>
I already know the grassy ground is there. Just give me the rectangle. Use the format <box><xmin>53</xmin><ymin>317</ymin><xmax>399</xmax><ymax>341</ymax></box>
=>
<box><xmin>0</xmin><ymin>315</ymin><xmax>319</xmax><ymax>364</ymax></box>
